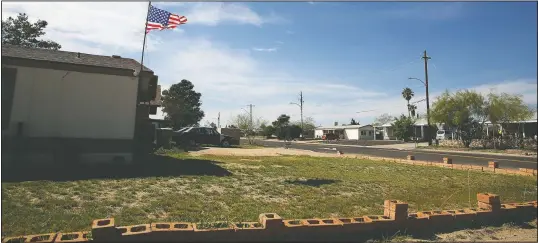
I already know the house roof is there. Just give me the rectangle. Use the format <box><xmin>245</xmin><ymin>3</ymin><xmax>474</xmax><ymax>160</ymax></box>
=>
<box><xmin>315</xmin><ymin>124</ymin><xmax>372</xmax><ymax>130</ymax></box>
<box><xmin>2</xmin><ymin>44</ymin><xmax>152</xmax><ymax>72</ymax></box>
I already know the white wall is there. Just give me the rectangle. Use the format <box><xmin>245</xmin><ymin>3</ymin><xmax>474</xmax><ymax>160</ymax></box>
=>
<box><xmin>344</xmin><ymin>128</ymin><xmax>359</xmax><ymax>140</ymax></box>
<box><xmin>314</xmin><ymin>129</ymin><xmax>324</xmax><ymax>138</ymax></box>
<box><xmin>359</xmin><ymin>126</ymin><xmax>375</xmax><ymax>140</ymax></box>
<box><xmin>6</xmin><ymin>65</ymin><xmax>138</xmax><ymax>139</ymax></box>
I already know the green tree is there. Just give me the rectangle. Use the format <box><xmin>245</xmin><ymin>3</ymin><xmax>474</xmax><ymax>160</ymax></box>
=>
<box><xmin>2</xmin><ymin>13</ymin><xmax>61</xmax><ymax>50</ymax></box>
<box><xmin>261</xmin><ymin>124</ymin><xmax>276</xmax><ymax>138</ymax></box>
<box><xmin>161</xmin><ymin>80</ymin><xmax>204</xmax><ymax>129</ymax></box>
<box><xmin>272</xmin><ymin>114</ymin><xmax>291</xmax><ymax>140</ymax></box>
<box><xmin>392</xmin><ymin>114</ymin><xmax>414</xmax><ymax>141</ymax></box>
<box><xmin>486</xmin><ymin>92</ymin><xmax>533</xmax><ymax>148</ymax></box>
<box><xmin>429</xmin><ymin>90</ymin><xmax>487</xmax><ymax>147</ymax></box>
<box><xmin>350</xmin><ymin>118</ymin><xmax>359</xmax><ymax>125</ymax></box>
<box><xmin>402</xmin><ymin>87</ymin><xmax>414</xmax><ymax>118</ymax></box>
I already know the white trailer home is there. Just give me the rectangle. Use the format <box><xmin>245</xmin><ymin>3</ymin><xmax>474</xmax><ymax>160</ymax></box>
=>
<box><xmin>2</xmin><ymin>44</ymin><xmax>160</xmax><ymax>165</ymax></box>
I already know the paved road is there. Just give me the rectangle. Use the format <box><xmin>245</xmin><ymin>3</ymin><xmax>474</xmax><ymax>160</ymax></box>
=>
<box><xmin>256</xmin><ymin>140</ymin><xmax>537</xmax><ymax>170</ymax></box>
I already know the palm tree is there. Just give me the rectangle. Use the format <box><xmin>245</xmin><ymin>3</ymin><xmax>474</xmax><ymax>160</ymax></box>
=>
<box><xmin>402</xmin><ymin>87</ymin><xmax>414</xmax><ymax>117</ymax></box>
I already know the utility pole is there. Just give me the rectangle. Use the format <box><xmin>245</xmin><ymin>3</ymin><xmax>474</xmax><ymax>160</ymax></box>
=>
<box><xmin>299</xmin><ymin>91</ymin><xmax>304</xmax><ymax>134</ymax></box>
<box><xmin>217</xmin><ymin>112</ymin><xmax>220</xmax><ymax>128</ymax></box>
<box><xmin>422</xmin><ymin>50</ymin><xmax>432</xmax><ymax>145</ymax></box>
<box><xmin>290</xmin><ymin>92</ymin><xmax>304</xmax><ymax>137</ymax></box>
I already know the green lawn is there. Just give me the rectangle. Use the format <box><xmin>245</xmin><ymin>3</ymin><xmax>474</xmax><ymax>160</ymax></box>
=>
<box><xmin>2</xmin><ymin>152</ymin><xmax>537</xmax><ymax>236</ymax></box>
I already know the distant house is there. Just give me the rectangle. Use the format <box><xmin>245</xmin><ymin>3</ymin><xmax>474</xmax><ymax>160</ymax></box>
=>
<box><xmin>2</xmin><ymin>44</ymin><xmax>160</xmax><ymax>164</ymax></box>
<box><xmin>314</xmin><ymin>124</ymin><xmax>375</xmax><ymax>140</ymax></box>
<box><xmin>376</xmin><ymin>118</ymin><xmax>430</xmax><ymax>141</ymax></box>
<box><xmin>484</xmin><ymin>112</ymin><xmax>538</xmax><ymax>138</ymax></box>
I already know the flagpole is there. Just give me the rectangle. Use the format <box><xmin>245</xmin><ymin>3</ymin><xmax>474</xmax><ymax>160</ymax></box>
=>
<box><xmin>139</xmin><ymin>1</ymin><xmax>151</xmax><ymax>74</ymax></box>
<box><xmin>134</xmin><ymin>1</ymin><xmax>152</xmax><ymax>159</ymax></box>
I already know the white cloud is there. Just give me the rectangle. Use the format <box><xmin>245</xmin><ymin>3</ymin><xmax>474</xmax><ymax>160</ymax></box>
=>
<box><xmin>2</xmin><ymin>2</ymin><xmax>153</xmax><ymax>54</ymax></box>
<box><xmin>1</xmin><ymin>2</ymin><xmax>276</xmax><ymax>55</ymax></box>
<box><xmin>252</xmin><ymin>47</ymin><xmax>278</xmax><ymax>52</ymax></box>
<box><xmin>184</xmin><ymin>3</ymin><xmax>278</xmax><ymax>26</ymax></box>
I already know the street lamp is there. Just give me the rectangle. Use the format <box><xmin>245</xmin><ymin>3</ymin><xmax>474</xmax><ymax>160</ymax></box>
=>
<box><xmin>409</xmin><ymin>77</ymin><xmax>431</xmax><ymax>145</ymax></box>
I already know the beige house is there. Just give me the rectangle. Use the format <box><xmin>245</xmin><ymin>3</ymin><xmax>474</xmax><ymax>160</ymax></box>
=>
<box><xmin>2</xmin><ymin>45</ymin><xmax>160</xmax><ymax>164</ymax></box>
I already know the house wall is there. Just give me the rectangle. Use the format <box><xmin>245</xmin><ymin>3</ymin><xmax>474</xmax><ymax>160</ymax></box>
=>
<box><xmin>5</xmin><ymin>65</ymin><xmax>138</xmax><ymax>139</ymax></box>
<box><xmin>314</xmin><ymin>129</ymin><xmax>324</xmax><ymax>139</ymax></box>
<box><xmin>359</xmin><ymin>126</ymin><xmax>375</xmax><ymax>140</ymax></box>
<box><xmin>383</xmin><ymin>127</ymin><xmax>395</xmax><ymax>140</ymax></box>
<box><xmin>344</xmin><ymin>128</ymin><xmax>359</xmax><ymax>140</ymax></box>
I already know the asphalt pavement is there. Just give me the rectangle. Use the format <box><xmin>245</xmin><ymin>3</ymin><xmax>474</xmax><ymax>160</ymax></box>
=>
<box><xmin>256</xmin><ymin>140</ymin><xmax>538</xmax><ymax>170</ymax></box>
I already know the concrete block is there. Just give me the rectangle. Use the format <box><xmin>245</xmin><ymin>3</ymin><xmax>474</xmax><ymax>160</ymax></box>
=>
<box><xmin>91</xmin><ymin>218</ymin><xmax>120</xmax><ymax>241</ymax></box>
<box><xmin>23</xmin><ymin>233</ymin><xmax>57</xmax><ymax>243</ymax></box>
<box><xmin>477</xmin><ymin>193</ymin><xmax>501</xmax><ymax>205</ymax></box>
<box><xmin>417</xmin><ymin>210</ymin><xmax>454</xmax><ymax>224</ymax></box>
<box><xmin>444</xmin><ymin>209</ymin><xmax>477</xmax><ymax>222</ymax></box>
<box><xmin>117</xmin><ymin>224</ymin><xmax>152</xmax><ymax>241</ymax></box>
<box><xmin>488</xmin><ymin>161</ymin><xmax>499</xmax><ymax>168</ymax></box>
<box><xmin>233</xmin><ymin>222</ymin><xmax>266</xmax><ymax>240</ymax></box>
<box><xmin>466</xmin><ymin>207</ymin><xmax>495</xmax><ymax>224</ymax></box>
<box><xmin>54</xmin><ymin>232</ymin><xmax>89</xmax><ymax>243</ymax></box>
<box><xmin>338</xmin><ymin>217</ymin><xmax>376</xmax><ymax>233</ymax></box>
<box><xmin>443</xmin><ymin>157</ymin><xmax>452</xmax><ymax>164</ymax></box>
<box><xmin>407</xmin><ymin>155</ymin><xmax>415</xmax><ymax>160</ymax></box>
<box><xmin>478</xmin><ymin>201</ymin><xmax>501</xmax><ymax>211</ymax></box>
<box><xmin>150</xmin><ymin>222</ymin><xmax>194</xmax><ymax>241</ymax></box>
<box><xmin>2</xmin><ymin>236</ymin><xmax>28</xmax><ymax>243</ymax></box>
<box><xmin>383</xmin><ymin>200</ymin><xmax>408</xmax><ymax>222</ymax></box>
<box><xmin>259</xmin><ymin>213</ymin><xmax>285</xmax><ymax>231</ymax></box>
<box><xmin>405</xmin><ymin>213</ymin><xmax>430</xmax><ymax>231</ymax></box>
<box><xmin>192</xmin><ymin>222</ymin><xmax>236</xmax><ymax>240</ymax></box>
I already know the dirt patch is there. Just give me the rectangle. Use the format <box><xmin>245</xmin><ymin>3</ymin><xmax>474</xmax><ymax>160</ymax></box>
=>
<box><xmin>433</xmin><ymin>222</ymin><xmax>537</xmax><ymax>242</ymax></box>
<box><xmin>189</xmin><ymin>147</ymin><xmax>339</xmax><ymax>157</ymax></box>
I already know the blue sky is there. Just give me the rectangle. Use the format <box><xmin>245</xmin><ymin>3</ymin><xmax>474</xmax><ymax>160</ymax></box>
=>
<box><xmin>3</xmin><ymin>2</ymin><xmax>537</xmax><ymax>126</ymax></box>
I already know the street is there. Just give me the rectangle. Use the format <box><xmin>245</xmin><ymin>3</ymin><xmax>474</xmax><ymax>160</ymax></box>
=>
<box><xmin>255</xmin><ymin>140</ymin><xmax>538</xmax><ymax>170</ymax></box>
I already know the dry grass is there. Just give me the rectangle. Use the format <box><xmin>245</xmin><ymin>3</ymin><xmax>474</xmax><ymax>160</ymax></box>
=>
<box><xmin>2</xmin><ymin>151</ymin><xmax>537</xmax><ymax>237</ymax></box>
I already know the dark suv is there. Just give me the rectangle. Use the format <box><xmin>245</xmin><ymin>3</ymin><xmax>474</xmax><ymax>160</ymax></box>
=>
<box><xmin>173</xmin><ymin>127</ymin><xmax>235</xmax><ymax>148</ymax></box>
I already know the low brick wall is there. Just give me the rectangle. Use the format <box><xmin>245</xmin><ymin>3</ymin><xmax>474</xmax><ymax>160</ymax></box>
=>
<box><xmin>2</xmin><ymin>194</ymin><xmax>536</xmax><ymax>242</ymax></box>
<box><xmin>339</xmin><ymin>153</ymin><xmax>537</xmax><ymax>177</ymax></box>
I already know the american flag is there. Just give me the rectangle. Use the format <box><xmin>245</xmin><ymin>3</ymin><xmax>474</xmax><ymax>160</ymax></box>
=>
<box><xmin>146</xmin><ymin>5</ymin><xmax>187</xmax><ymax>33</ymax></box>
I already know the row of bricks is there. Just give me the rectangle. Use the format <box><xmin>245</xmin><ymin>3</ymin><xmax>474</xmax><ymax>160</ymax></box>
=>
<box><xmin>402</xmin><ymin>155</ymin><xmax>537</xmax><ymax>176</ymax></box>
<box><xmin>341</xmin><ymin>153</ymin><xmax>536</xmax><ymax>177</ymax></box>
<box><xmin>5</xmin><ymin>197</ymin><xmax>535</xmax><ymax>243</ymax></box>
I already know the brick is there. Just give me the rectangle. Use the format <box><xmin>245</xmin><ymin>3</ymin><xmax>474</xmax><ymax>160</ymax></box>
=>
<box><xmin>54</xmin><ymin>232</ymin><xmax>89</xmax><ymax>243</ymax></box>
<box><xmin>233</xmin><ymin>222</ymin><xmax>266</xmax><ymax>240</ymax></box>
<box><xmin>478</xmin><ymin>201</ymin><xmax>501</xmax><ymax>211</ymax></box>
<box><xmin>417</xmin><ymin>210</ymin><xmax>454</xmax><ymax>226</ymax></box>
<box><xmin>443</xmin><ymin>157</ymin><xmax>452</xmax><ymax>164</ymax></box>
<box><xmin>407</xmin><ymin>155</ymin><xmax>415</xmax><ymax>160</ymax></box>
<box><xmin>383</xmin><ymin>200</ymin><xmax>408</xmax><ymax>222</ymax></box>
<box><xmin>2</xmin><ymin>236</ymin><xmax>28</xmax><ymax>243</ymax></box>
<box><xmin>405</xmin><ymin>213</ymin><xmax>430</xmax><ymax>231</ymax></box>
<box><xmin>488</xmin><ymin>161</ymin><xmax>499</xmax><ymax>168</ymax></box>
<box><xmin>444</xmin><ymin>209</ymin><xmax>477</xmax><ymax>222</ymax></box>
<box><xmin>259</xmin><ymin>213</ymin><xmax>284</xmax><ymax>230</ymax></box>
<box><xmin>477</xmin><ymin>193</ymin><xmax>501</xmax><ymax>205</ymax></box>
<box><xmin>150</xmin><ymin>223</ymin><xmax>194</xmax><ymax>242</ymax></box>
<box><xmin>23</xmin><ymin>233</ymin><xmax>57</xmax><ymax>243</ymax></box>
<box><xmin>91</xmin><ymin>218</ymin><xmax>120</xmax><ymax>241</ymax></box>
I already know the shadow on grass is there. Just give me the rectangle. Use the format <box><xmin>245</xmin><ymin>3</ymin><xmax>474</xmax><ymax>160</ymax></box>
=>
<box><xmin>285</xmin><ymin>178</ymin><xmax>340</xmax><ymax>187</ymax></box>
<box><xmin>2</xmin><ymin>154</ymin><xmax>232</xmax><ymax>182</ymax></box>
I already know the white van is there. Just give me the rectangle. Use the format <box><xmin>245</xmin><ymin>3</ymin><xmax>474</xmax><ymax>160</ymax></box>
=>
<box><xmin>436</xmin><ymin>130</ymin><xmax>452</xmax><ymax>140</ymax></box>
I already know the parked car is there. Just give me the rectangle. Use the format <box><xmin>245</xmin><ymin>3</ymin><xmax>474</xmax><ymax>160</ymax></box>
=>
<box><xmin>436</xmin><ymin>130</ymin><xmax>453</xmax><ymax>140</ymax></box>
<box><xmin>322</xmin><ymin>133</ymin><xmax>339</xmax><ymax>141</ymax></box>
<box><xmin>172</xmin><ymin>127</ymin><xmax>235</xmax><ymax>147</ymax></box>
